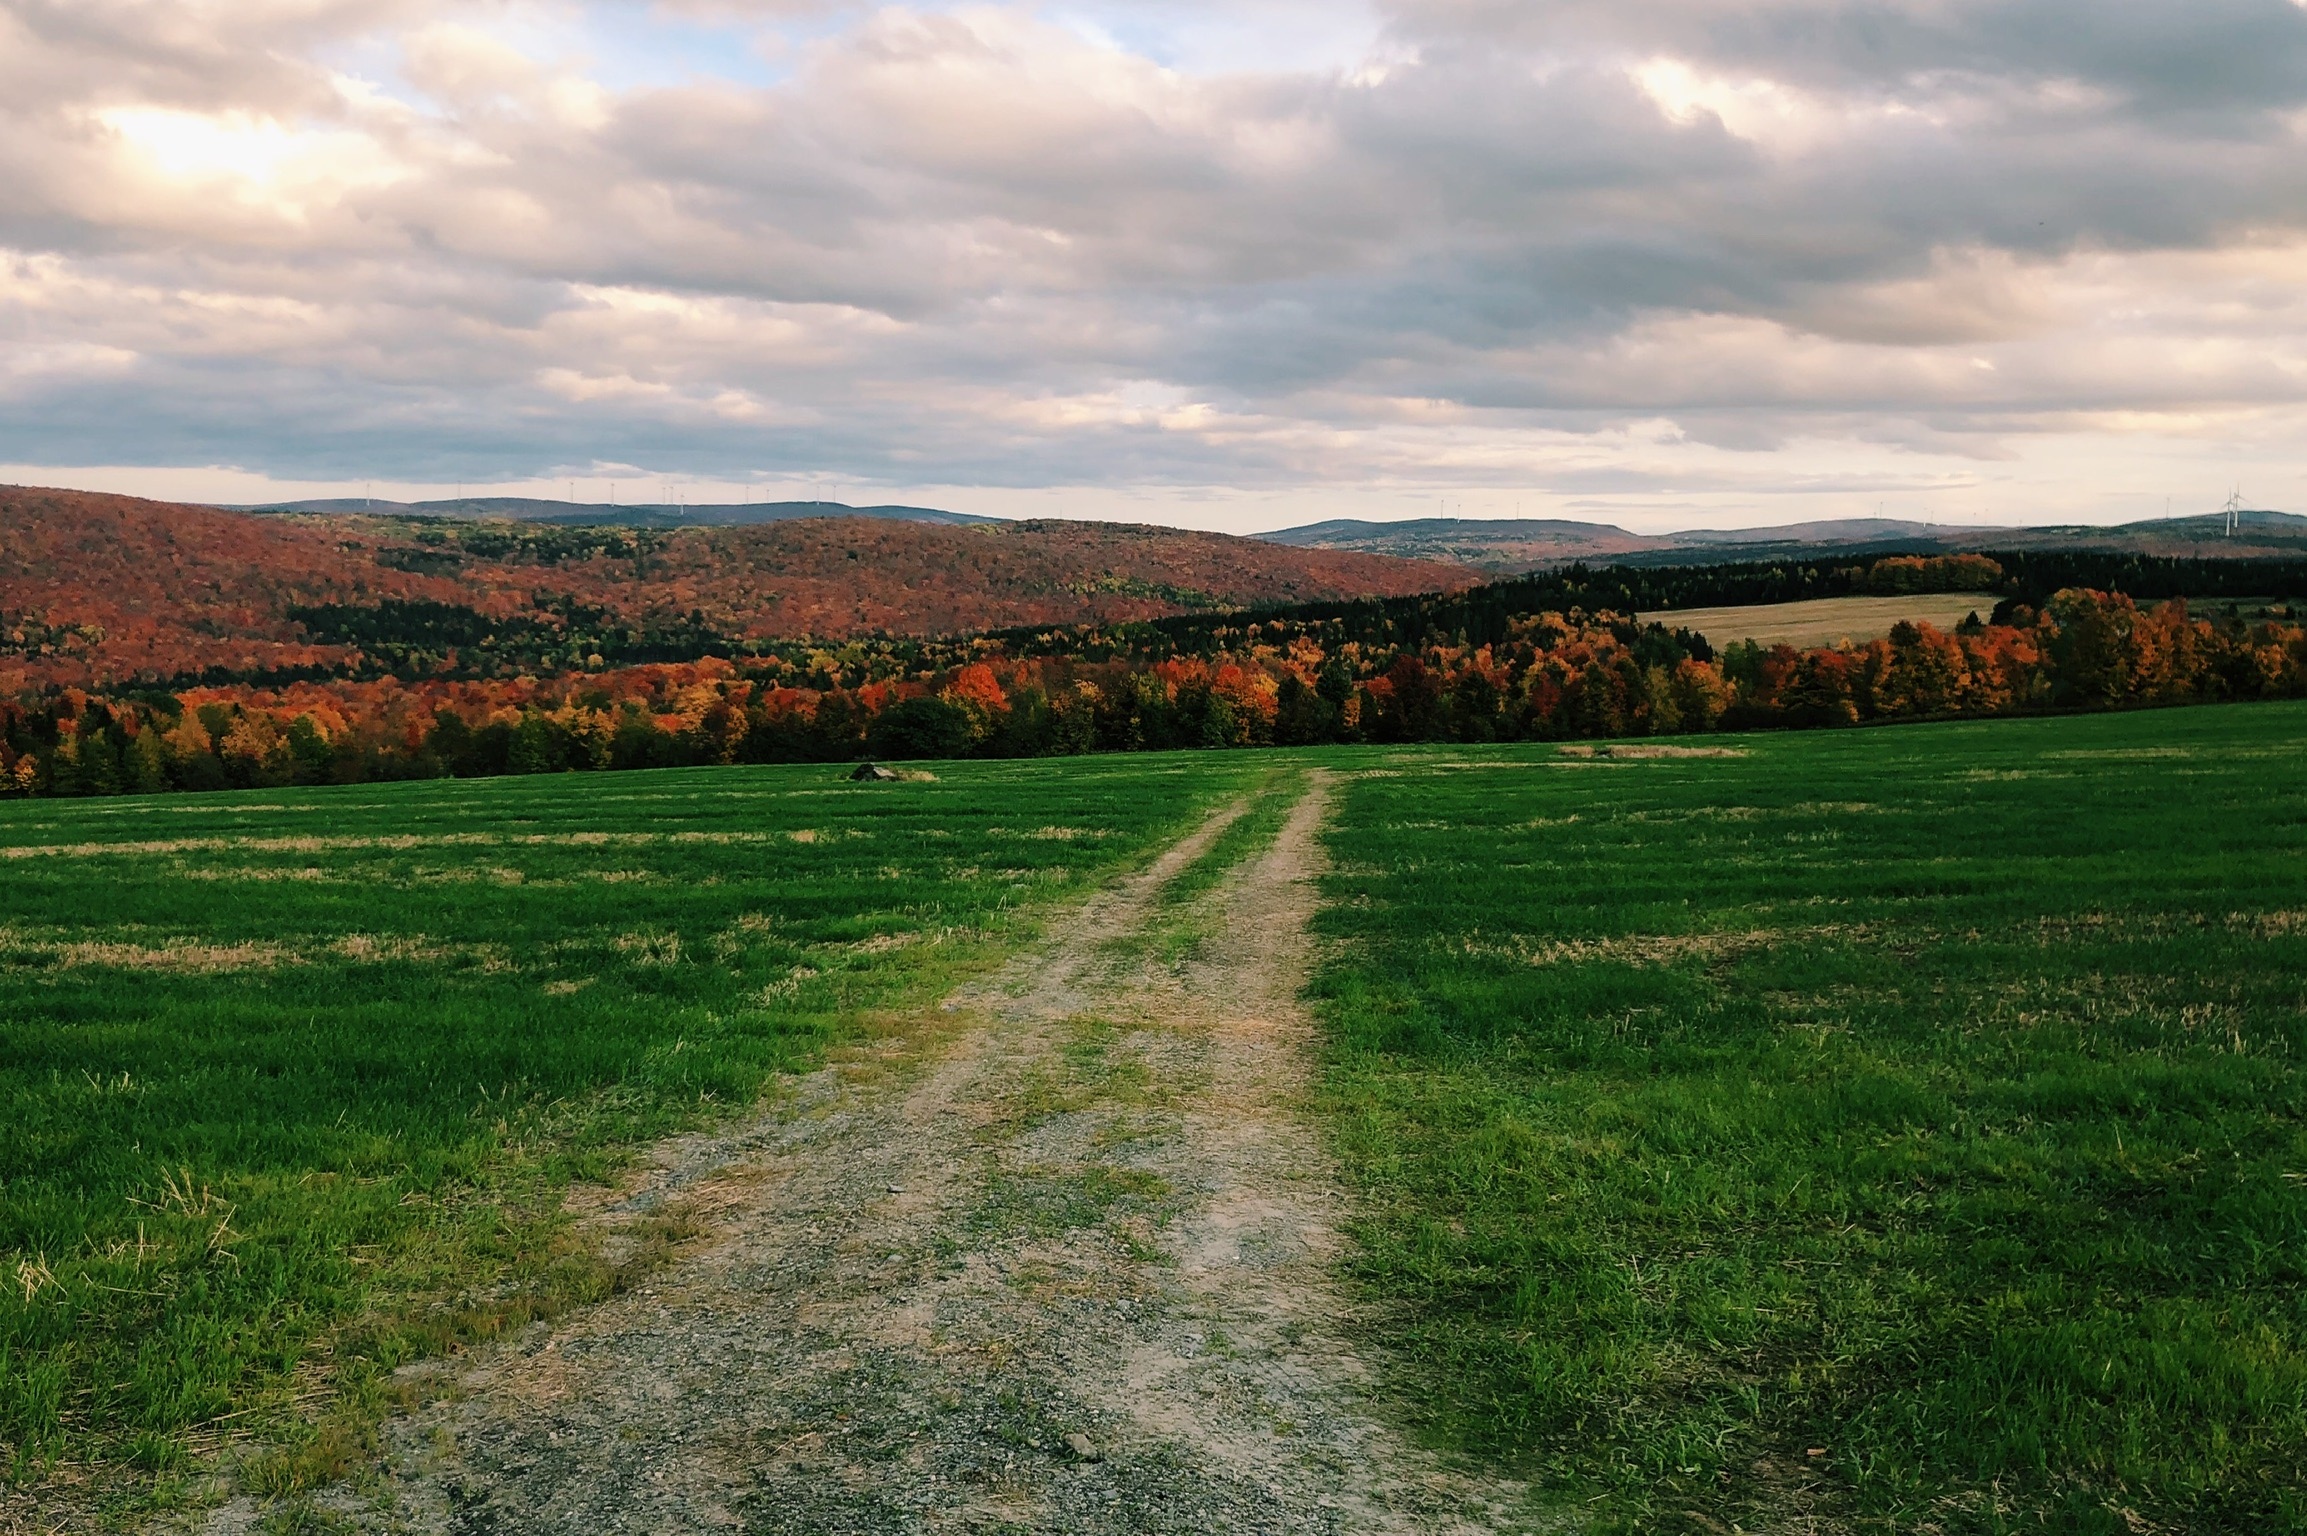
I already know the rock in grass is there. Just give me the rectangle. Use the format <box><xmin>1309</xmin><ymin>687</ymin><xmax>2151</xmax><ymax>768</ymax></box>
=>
<box><xmin>1064</xmin><ymin>1431</ymin><xmax>1100</xmax><ymax>1462</ymax></box>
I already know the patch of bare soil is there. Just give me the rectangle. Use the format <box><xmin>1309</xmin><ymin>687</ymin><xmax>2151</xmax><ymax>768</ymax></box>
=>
<box><xmin>1555</xmin><ymin>744</ymin><xmax>1746</xmax><ymax>760</ymax></box>
<box><xmin>196</xmin><ymin>781</ymin><xmax>1523</xmax><ymax>1534</ymax></box>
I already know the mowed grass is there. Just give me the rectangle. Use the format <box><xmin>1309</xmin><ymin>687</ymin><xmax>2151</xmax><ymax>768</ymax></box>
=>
<box><xmin>0</xmin><ymin>754</ymin><xmax>1256</xmax><ymax>1494</ymax></box>
<box><xmin>1639</xmin><ymin>591</ymin><xmax>1996</xmax><ymax>650</ymax></box>
<box><xmin>1311</xmin><ymin>703</ymin><xmax>2307</xmax><ymax>1533</ymax></box>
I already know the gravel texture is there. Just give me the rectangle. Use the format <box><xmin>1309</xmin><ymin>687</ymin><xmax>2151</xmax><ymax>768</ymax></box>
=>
<box><xmin>205</xmin><ymin>775</ymin><xmax>1529</xmax><ymax>1535</ymax></box>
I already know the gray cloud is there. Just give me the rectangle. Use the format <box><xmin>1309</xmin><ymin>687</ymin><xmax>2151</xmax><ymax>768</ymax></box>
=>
<box><xmin>0</xmin><ymin>0</ymin><xmax>2304</xmax><ymax>522</ymax></box>
<box><xmin>1386</xmin><ymin>0</ymin><xmax>2307</xmax><ymax>108</ymax></box>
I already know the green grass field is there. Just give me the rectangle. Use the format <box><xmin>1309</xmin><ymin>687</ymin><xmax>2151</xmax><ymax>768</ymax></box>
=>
<box><xmin>1311</xmin><ymin>702</ymin><xmax>2307</xmax><ymax>1532</ymax></box>
<box><xmin>11</xmin><ymin>702</ymin><xmax>2306</xmax><ymax>1530</ymax></box>
<box><xmin>0</xmin><ymin>756</ymin><xmax>1258</xmax><ymax>1495</ymax></box>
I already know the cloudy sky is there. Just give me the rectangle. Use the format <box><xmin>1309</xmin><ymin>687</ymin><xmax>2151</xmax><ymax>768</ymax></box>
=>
<box><xmin>3</xmin><ymin>0</ymin><xmax>2305</xmax><ymax>532</ymax></box>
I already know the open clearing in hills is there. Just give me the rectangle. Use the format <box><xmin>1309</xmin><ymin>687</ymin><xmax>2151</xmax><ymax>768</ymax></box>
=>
<box><xmin>4</xmin><ymin>702</ymin><xmax>2304</xmax><ymax>1534</ymax></box>
<box><xmin>1640</xmin><ymin>591</ymin><xmax>1997</xmax><ymax>648</ymax></box>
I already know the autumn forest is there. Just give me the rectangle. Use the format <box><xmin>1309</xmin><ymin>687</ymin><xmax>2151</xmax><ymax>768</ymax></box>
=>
<box><xmin>4</xmin><ymin>487</ymin><xmax>2306</xmax><ymax>797</ymax></box>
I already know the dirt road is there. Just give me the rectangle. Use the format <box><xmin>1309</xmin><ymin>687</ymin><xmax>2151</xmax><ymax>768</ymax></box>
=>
<box><xmin>227</xmin><ymin>772</ymin><xmax>1520</xmax><ymax>1534</ymax></box>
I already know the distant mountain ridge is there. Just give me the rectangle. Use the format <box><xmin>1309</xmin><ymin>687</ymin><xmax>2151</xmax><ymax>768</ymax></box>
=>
<box><xmin>242</xmin><ymin>497</ymin><xmax>2307</xmax><ymax>568</ymax></box>
<box><xmin>0</xmin><ymin>486</ymin><xmax>1459</xmax><ymax>690</ymax></box>
<box><xmin>248</xmin><ymin>497</ymin><xmax>996</xmax><ymax>530</ymax></box>
<box><xmin>1262</xmin><ymin>510</ymin><xmax>2307</xmax><ymax>573</ymax></box>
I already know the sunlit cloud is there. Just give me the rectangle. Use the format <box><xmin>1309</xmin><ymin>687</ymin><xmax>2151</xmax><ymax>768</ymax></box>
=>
<box><xmin>0</xmin><ymin>0</ymin><xmax>2304</xmax><ymax>531</ymax></box>
<box><xmin>100</xmin><ymin>108</ymin><xmax>306</xmax><ymax>185</ymax></box>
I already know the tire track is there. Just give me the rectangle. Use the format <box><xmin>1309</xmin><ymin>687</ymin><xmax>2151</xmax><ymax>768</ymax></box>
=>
<box><xmin>204</xmin><ymin>777</ymin><xmax>1522</xmax><ymax>1534</ymax></box>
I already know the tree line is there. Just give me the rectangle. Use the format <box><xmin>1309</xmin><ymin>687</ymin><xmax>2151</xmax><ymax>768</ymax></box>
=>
<box><xmin>4</xmin><ymin>584</ymin><xmax>2302</xmax><ymax>797</ymax></box>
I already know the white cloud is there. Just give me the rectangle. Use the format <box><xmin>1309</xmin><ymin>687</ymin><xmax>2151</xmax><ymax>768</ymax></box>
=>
<box><xmin>0</xmin><ymin>0</ymin><xmax>2304</xmax><ymax>529</ymax></box>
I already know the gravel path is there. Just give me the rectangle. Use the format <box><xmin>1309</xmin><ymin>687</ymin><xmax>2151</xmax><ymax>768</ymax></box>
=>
<box><xmin>221</xmin><ymin>774</ymin><xmax>1524</xmax><ymax>1535</ymax></box>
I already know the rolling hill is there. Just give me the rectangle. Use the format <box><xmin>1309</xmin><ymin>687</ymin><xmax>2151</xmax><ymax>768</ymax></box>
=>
<box><xmin>251</xmin><ymin>496</ymin><xmax>997</xmax><ymax>530</ymax></box>
<box><xmin>1263</xmin><ymin>510</ymin><xmax>2307</xmax><ymax>573</ymax></box>
<box><xmin>0</xmin><ymin>486</ymin><xmax>1460</xmax><ymax>689</ymax></box>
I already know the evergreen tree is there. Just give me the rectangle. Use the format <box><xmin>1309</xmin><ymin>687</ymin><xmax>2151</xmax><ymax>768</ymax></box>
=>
<box><xmin>509</xmin><ymin>714</ymin><xmax>554</xmax><ymax>774</ymax></box>
<box><xmin>127</xmin><ymin>729</ymin><xmax>171</xmax><ymax>793</ymax></box>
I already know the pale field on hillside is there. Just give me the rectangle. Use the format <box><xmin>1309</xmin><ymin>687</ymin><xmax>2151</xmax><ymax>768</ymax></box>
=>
<box><xmin>1643</xmin><ymin>592</ymin><xmax>1995</xmax><ymax>649</ymax></box>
